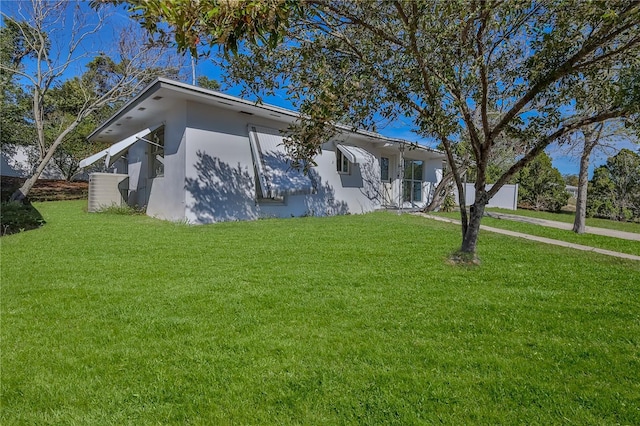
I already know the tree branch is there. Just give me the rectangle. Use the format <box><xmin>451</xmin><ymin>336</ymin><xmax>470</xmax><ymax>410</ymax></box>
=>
<box><xmin>488</xmin><ymin>109</ymin><xmax>623</xmax><ymax>199</ymax></box>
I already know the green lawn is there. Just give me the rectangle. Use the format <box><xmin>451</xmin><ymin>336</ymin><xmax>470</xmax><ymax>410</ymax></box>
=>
<box><xmin>487</xmin><ymin>207</ymin><xmax>640</xmax><ymax>233</ymax></box>
<box><xmin>2</xmin><ymin>201</ymin><xmax>639</xmax><ymax>424</ymax></box>
<box><xmin>432</xmin><ymin>211</ymin><xmax>640</xmax><ymax>256</ymax></box>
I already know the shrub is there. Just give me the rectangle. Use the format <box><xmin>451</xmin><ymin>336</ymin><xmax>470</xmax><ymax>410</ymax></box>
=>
<box><xmin>95</xmin><ymin>203</ymin><xmax>146</xmax><ymax>215</ymax></box>
<box><xmin>516</xmin><ymin>152</ymin><xmax>569</xmax><ymax>212</ymax></box>
<box><xmin>587</xmin><ymin>149</ymin><xmax>640</xmax><ymax>222</ymax></box>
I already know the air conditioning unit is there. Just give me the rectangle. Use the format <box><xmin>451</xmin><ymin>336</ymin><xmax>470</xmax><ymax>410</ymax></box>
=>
<box><xmin>87</xmin><ymin>173</ymin><xmax>129</xmax><ymax>212</ymax></box>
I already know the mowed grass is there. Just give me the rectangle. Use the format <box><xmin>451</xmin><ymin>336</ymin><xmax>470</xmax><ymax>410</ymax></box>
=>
<box><xmin>2</xmin><ymin>201</ymin><xmax>639</xmax><ymax>425</ymax></box>
<box><xmin>433</xmin><ymin>211</ymin><xmax>640</xmax><ymax>256</ymax></box>
<box><xmin>487</xmin><ymin>207</ymin><xmax>640</xmax><ymax>233</ymax></box>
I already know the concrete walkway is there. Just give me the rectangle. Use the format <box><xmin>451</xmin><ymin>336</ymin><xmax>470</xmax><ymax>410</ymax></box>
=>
<box><xmin>420</xmin><ymin>214</ymin><xmax>640</xmax><ymax>261</ymax></box>
<box><xmin>485</xmin><ymin>211</ymin><xmax>640</xmax><ymax>241</ymax></box>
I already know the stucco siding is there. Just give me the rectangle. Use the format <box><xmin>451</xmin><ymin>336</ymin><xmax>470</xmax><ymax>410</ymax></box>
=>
<box><xmin>184</xmin><ymin>102</ymin><xmax>260</xmax><ymax>223</ymax></box>
<box><xmin>182</xmin><ymin>101</ymin><xmax>393</xmax><ymax>223</ymax></box>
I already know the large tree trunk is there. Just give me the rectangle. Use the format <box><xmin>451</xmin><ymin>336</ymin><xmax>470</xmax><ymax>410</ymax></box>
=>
<box><xmin>572</xmin><ymin>143</ymin><xmax>592</xmax><ymax>233</ymax></box>
<box><xmin>423</xmin><ymin>171</ymin><xmax>454</xmax><ymax>212</ymax></box>
<box><xmin>10</xmin><ymin>118</ymin><xmax>81</xmax><ymax>202</ymax></box>
<box><xmin>460</xmin><ymin>201</ymin><xmax>486</xmax><ymax>255</ymax></box>
<box><xmin>572</xmin><ymin>125</ymin><xmax>601</xmax><ymax>233</ymax></box>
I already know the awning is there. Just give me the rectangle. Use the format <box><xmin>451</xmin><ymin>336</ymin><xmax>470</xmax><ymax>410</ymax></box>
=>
<box><xmin>104</xmin><ymin>124</ymin><xmax>162</xmax><ymax>167</ymax></box>
<box><xmin>336</xmin><ymin>144</ymin><xmax>375</xmax><ymax>164</ymax></box>
<box><xmin>78</xmin><ymin>124</ymin><xmax>162</xmax><ymax>168</ymax></box>
<box><xmin>248</xmin><ymin>125</ymin><xmax>315</xmax><ymax>198</ymax></box>
<box><xmin>78</xmin><ymin>147</ymin><xmax>109</xmax><ymax>168</ymax></box>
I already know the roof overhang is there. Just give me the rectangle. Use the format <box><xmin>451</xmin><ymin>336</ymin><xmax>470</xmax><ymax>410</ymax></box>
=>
<box><xmin>87</xmin><ymin>77</ymin><xmax>446</xmax><ymax>161</ymax></box>
<box><xmin>80</xmin><ymin>124</ymin><xmax>162</xmax><ymax>168</ymax></box>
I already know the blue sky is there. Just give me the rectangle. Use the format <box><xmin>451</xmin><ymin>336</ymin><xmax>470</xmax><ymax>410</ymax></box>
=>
<box><xmin>3</xmin><ymin>1</ymin><xmax>635</xmax><ymax>178</ymax></box>
<box><xmin>191</xmin><ymin>52</ymin><xmax>639</xmax><ymax>179</ymax></box>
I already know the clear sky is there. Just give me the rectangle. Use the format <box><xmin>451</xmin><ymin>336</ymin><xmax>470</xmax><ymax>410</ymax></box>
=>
<box><xmin>3</xmin><ymin>0</ymin><xmax>636</xmax><ymax>178</ymax></box>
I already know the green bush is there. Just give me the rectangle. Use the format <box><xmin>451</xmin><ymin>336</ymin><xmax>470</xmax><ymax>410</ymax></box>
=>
<box><xmin>0</xmin><ymin>202</ymin><xmax>46</xmax><ymax>236</ymax></box>
<box><xmin>587</xmin><ymin>149</ymin><xmax>640</xmax><ymax>222</ymax></box>
<box><xmin>516</xmin><ymin>152</ymin><xmax>569</xmax><ymax>212</ymax></box>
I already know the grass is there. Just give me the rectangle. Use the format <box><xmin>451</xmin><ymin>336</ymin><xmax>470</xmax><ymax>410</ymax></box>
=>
<box><xmin>2</xmin><ymin>201</ymin><xmax>640</xmax><ymax>424</ymax></box>
<box><xmin>487</xmin><ymin>207</ymin><xmax>640</xmax><ymax>233</ymax></box>
<box><xmin>433</xmin><ymin>211</ymin><xmax>640</xmax><ymax>256</ymax></box>
<box><xmin>0</xmin><ymin>201</ymin><xmax>46</xmax><ymax>236</ymax></box>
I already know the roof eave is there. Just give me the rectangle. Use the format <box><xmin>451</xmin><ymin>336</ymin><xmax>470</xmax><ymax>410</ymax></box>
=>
<box><xmin>87</xmin><ymin>77</ymin><xmax>446</xmax><ymax>159</ymax></box>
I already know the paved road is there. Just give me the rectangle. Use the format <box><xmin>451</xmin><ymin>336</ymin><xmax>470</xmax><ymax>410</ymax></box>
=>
<box><xmin>485</xmin><ymin>211</ymin><xmax>640</xmax><ymax>241</ymax></box>
<box><xmin>420</xmin><ymin>214</ymin><xmax>640</xmax><ymax>261</ymax></box>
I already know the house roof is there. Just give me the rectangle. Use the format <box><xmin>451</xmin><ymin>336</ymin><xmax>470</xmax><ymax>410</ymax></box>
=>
<box><xmin>88</xmin><ymin>77</ymin><xmax>445</xmax><ymax>159</ymax></box>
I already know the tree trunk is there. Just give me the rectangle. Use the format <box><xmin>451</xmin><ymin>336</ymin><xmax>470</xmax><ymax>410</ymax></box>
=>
<box><xmin>10</xmin><ymin>118</ymin><xmax>82</xmax><ymax>202</ymax></box>
<box><xmin>572</xmin><ymin>143</ymin><xmax>591</xmax><ymax>233</ymax></box>
<box><xmin>423</xmin><ymin>171</ymin><xmax>453</xmax><ymax>212</ymax></box>
<box><xmin>460</xmin><ymin>201</ymin><xmax>486</xmax><ymax>255</ymax></box>
<box><xmin>10</xmin><ymin>155</ymin><xmax>50</xmax><ymax>202</ymax></box>
<box><xmin>572</xmin><ymin>125</ymin><xmax>601</xmax><ymax>233</ymax></box>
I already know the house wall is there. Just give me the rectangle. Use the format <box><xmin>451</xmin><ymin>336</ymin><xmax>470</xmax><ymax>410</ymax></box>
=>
<box><xmin>126</xmin><ymin>100</ymin><xmax>187</xmax><ymax>220</ymax></box>
<box><xmin>181</xmin><ymin>101</ymin><xmax>391</xmax><ymax>224</ymax></box>
<box><xmin>183</xmin><ymin>101</ymin><xmax>261</xmax><ymax>223</ymax></box>
<box><xmin>255</xmin><ymin>140</ymin><xmax>381</xmax><ymax>219</ymax></box>
<box><xmin>122</xmin><ymin>98</ymin><xmax>445</xmax><ymax>224</ymax></box>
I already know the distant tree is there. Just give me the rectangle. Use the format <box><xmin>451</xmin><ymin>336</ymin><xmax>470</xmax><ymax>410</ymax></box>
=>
<box><xmin>0</xmin><ymin>0</ymin><xmax>186</xmax><ymax>199</ymax></box>
<box><xmin>517</xmin><ymin>152</ymin><xmax>569</xmax><ymax>212</ymax></box>
<box><xmin>196</xmin><ymin>75</ymin><xmax>221</xmax><ymax>91</ymax></box>
<box><xmin>564</xmin><ymin>175</ymin><xmax>579</xmax><ymax>187</ymax></box>
<box><xmin>107</xmin><ymin>0</ymin><xmax>640</xmax><ymax>260</ymax></box>
<box><xmin>0</xmin><ymin>19</ymin><xmax>32</xmax><ymax>148</ymax></box>
<box><xmin>568</xmin><ymin>121</ymin><xmax>637</xmax><ymax>233</ymax></box>
<box><xmin>588</xmin><ymin>149</ymin><xmax>640</xmax><ymax>221</ymax></box>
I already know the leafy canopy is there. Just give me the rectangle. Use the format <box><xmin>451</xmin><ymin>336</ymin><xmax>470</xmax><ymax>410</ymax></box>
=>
<box><xmin>588</xmin><ymin>149</ymin><xmax>640</xmax><ymax>221</ymax></box>
<box><xmin>100</xmin><ymin>0</ymin><xmax>640</xmax><ymax>255</ymax></box>
<box><xmin>516</xmin><ymin>152</ymin><xmax>569</xmax><ymax>212</ymax></box>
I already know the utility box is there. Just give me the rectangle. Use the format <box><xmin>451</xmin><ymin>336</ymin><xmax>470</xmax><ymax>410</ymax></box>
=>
<box><xmin>87</xmin><ymin>173</ymin><xmax>129</xmax><ymax>212</ymax></box>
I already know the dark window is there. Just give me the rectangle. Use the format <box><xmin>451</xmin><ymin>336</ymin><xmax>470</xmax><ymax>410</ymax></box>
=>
<box><xmin>380</xmin><ymin>157</ymin><xmax>390</xmax><ymax>181</ymax></box>
<box><xmin>336</xmin><ymin>149</ymin><xmax>350</xmax><ymax>174</ymax></box>
<box><xmin>149</xmin><ymin>126</ymin><xmax>165</xmax><ymax>177</ymax></box>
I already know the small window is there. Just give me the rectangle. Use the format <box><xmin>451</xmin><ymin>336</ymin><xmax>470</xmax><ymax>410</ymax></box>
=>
<box><xmin>149</xmin><ymin>126</ymin><xmax>165</xmax><ymax>177</ymax></box>
<box><xmin>336</xmin><ymin>149</ymin><xmax>350</xmax><ymax>174</ymax></box>
<box><xmin>380</xmin><ymin>157</ymin><xmax>390</xmax><ymax>181</ymax></box>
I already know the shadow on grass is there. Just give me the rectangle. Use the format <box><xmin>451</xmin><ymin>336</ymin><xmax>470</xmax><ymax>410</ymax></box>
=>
<box><xmin>0</xmin><ymin>201</ymin><xmax>46</xmax><ymax>236</ymax></box>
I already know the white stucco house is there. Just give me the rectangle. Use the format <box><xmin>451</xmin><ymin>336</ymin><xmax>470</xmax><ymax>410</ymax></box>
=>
<box><xmin>80</xmin><ymin>78</ymin><xmax>446</xmax><ymax>224</ymax></box>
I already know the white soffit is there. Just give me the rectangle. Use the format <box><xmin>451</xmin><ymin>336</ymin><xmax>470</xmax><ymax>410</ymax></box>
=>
<box><xmin>248</xmin><ymin>125</ymin><xmax>314</xmax><ymax>198</ymax></box>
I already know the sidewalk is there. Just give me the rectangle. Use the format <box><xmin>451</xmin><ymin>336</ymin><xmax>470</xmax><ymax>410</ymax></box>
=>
<box><xmin>420</xmin><ymin>214</ymin><xmax>640</xmax><ymax>261</ymax></box>
<box><xmin>485</xmin><ymin>211</ymin><xmax>640</xmax><ymax>241</ymax></box>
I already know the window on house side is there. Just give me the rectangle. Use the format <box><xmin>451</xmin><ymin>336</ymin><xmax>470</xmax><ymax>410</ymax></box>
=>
<box><xmin>402</xmin><ymin>159</ymin><xmax>423</xmax><ymax>203</ymax></box>
<box><xmin>149</xmin><ymin>126</ymin><xmax>165</xmax><ymax>178</ymax></box>
<box><xmin>380</xmin><ymin>156</ymin><xmax>390</xmax><ymax>181</ymax></box>
<box><xmin>336</xmin><ymin>149</ymin><xmax>350</xmax><ymax>174</ymax></box>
